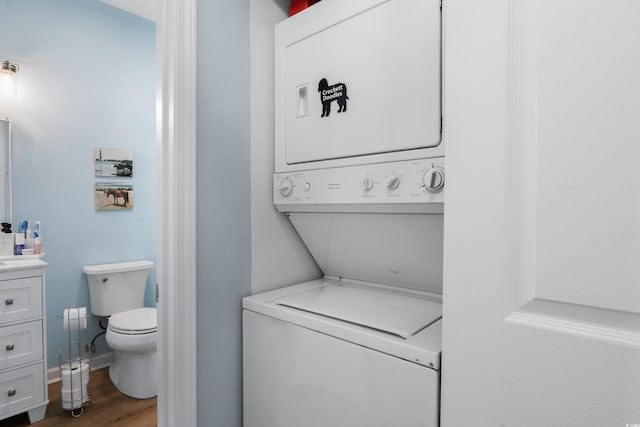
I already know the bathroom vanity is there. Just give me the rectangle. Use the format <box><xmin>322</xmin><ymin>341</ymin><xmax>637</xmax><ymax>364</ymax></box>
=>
<box><xmin>0</xmin><ymin>259</ymin><xmax>48</xmax><ymax>423</ymax></box>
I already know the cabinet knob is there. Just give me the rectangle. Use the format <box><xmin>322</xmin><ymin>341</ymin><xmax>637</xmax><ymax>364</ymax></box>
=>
<box><xmin>5</xmin><ymin>298</ymin><xmax>13</xmax><ymax>305</ymax></box>
<box><xmin>5</xmin><ymin>344</ymin><xmax>14</xmax><ymax>351</ymax></box>
<box><xmin>7</xmin><ymin>388</ymin><xmax>16</xmax><ymax>397</ymax></box>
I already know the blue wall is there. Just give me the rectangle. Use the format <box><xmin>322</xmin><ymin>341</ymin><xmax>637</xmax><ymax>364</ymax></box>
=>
<box><xmin>0</xmin><ymin>0</ymin><xmax>156</xmax><ymax>368</ymax></box>
<box><xmin>197</xmin><ymin>0</ymin><xmax>251</xmax><ymax>425</ymax></box>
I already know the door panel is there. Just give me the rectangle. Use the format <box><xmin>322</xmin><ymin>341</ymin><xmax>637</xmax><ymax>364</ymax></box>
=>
<box><xmin>530</xmin><ymin>0</ymin><xmax>640</xmax><ymax>313</ymax></box>
<box><xmin>442</xmin><ymin>0</ymin><xmax>640</xmax><ymax>425</ymax></box>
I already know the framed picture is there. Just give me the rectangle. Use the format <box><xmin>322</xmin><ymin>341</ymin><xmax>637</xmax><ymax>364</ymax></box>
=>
<box><xmin>95</xmin><ymin>182</ymin><xmax>134</xmax><ymax>210</ymax></box>
<box><xmin>94</xmin><ymin>147</ymin><xmax>133</xmax><ymax>177</ymax></box>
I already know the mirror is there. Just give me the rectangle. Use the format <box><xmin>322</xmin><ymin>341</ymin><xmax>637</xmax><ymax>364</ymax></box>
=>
<box><xmin>0</xmin><ymin>119</ymin><xmax>12</xmax><ymax>226</ymax></box>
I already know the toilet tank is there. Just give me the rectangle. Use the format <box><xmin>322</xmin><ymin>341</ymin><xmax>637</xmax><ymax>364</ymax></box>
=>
<box><xmin>83</xmin><ymin>260</ymin><xmax>154</xmax><ymax>317</ymax></box>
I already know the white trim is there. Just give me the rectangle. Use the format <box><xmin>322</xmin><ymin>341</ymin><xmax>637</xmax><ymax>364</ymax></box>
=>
<box><xmin>156</xmin><ymin>0</ymin><xmax>198</xmax><ymax>427</ymax></box>
<box><xmin>101</xmin><ymin>0</ymin><xmax>156</xmax><ymax>22</ymax></box>
<box><xmin>47</xmin><ymin>352</ymin><xmax>114</xmax><ymax>384</ymax></box>
<box><xmin>507</xmin><ymin>311</ymin><xmax>640</xmax><ymax>348</ymax></box>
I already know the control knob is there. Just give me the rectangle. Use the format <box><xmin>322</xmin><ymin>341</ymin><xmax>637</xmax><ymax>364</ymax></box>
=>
<box><xmin>277</xmin><ymin>178</ymin><xmax>294</xmax><ymax>197</ymax></box>
<box><xmin>423</xmin><ymin>167</ymin><xmax>445</xmax><ymax>193</ymax></box>
<box><xmin>361</xmin><ymin>175</ymin><xmax>374</xmax><ymax>192</ymax></box>
<box><xmin>386</xmin><ymin>175</ymin><xmax>400</xmax><ymax>190</ymax></box>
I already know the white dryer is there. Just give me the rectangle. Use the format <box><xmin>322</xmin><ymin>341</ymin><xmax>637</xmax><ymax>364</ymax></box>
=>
<box><xmin>243</xmin><ymin>278</ymin><xmax>442</xmax><ymax>427</ymax></box>
<box><xmin>274</xmin><ymin>0</ymin><xmax>443</xmax><ymax>173</ymax></box>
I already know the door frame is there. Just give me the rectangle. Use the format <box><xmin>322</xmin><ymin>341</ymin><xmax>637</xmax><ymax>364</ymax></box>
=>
<box><xmin>156</xmin><ymin>1</ymin><xmax>197</xmax><ymax>426</ymax></box>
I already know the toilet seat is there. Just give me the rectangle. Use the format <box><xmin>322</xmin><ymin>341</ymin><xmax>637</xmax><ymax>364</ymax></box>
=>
<box><xmin>109</xmin><ymin>307</ymin><xmax>157</xmax><ymax>335</ymax></box>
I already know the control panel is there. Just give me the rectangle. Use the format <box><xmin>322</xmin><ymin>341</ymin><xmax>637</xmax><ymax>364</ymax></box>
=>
<box><xmin>273</xmin><ymin>158</ymin><xmax>444</xmax><ymax>212</ymax></box>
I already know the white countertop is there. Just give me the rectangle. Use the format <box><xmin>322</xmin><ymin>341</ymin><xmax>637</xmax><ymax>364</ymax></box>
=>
<box><xmin>0</xmin><ymin>258</ymin><xmax>48</xmax><ymax>272</ymax></box>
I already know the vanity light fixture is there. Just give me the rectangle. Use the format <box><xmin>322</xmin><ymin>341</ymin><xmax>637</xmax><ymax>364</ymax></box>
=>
<box><xmin>0</xmin><ymin>60</ymin><xmax>19</xmax><ymax>98</ymax></box>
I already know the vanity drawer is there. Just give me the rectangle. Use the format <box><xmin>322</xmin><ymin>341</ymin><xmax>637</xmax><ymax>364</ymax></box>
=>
<box><xmin>0</xmin><ymin>321</ymin><xmax>43</xmax><ymax>371</ymax></box>
<box><xmin>0</xmin><ymin>277</ymin><xmax>42</xmax><ymax>325</ymax></box>
<box><xmin>0</xmin><ymin>363</ymin><xmax>44</xmax><ymax>418</ymax></box>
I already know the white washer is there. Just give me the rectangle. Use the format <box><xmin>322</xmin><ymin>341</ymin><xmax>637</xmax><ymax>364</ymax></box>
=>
<box><xmin>246</xmin><ymin>0</ymin><xmax>445</xmax><ymax>424</ymax></box>
<box><xmin>243</xmin><ymin>278</ymin><xmax>442</xmax><ymax>427</ymax></box>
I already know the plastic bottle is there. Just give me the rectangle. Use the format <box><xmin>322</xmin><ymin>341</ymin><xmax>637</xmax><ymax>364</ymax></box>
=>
<box><xmin>33</xmin><ymin>221</ymin><xmax>42</xmax><ymax>255</ymax></box>
<box><xmin>24</xmin><ymin>219</ymin><xmax>34</xmax><ymax>250</ymax></box>
<box><xmin>14</xmin><ymin>233</ymin><xmax>24</xmax><ymax>255</ymax></box>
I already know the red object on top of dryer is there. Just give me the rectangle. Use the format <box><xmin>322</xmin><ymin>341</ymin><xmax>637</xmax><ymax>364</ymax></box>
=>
<box><xmin>289</xmin><ymin>0</ymin><xmax>321</xmax><ymax>16</ymax></box>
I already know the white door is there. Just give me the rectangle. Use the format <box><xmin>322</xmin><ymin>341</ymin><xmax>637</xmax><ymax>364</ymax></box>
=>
<box><xmin>441</xmin><ymin>1</ymin><xmax>640</xmax><ymax>425</ymax></box>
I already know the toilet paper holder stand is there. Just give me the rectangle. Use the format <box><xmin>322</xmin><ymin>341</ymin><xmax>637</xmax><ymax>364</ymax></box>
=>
<box><xmin>58</xmin><ymin>307</ymin><xmax>93</xmax><ymax>417</ymax></box>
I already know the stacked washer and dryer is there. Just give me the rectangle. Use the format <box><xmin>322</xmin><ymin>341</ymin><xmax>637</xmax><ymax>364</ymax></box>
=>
<box><xmin>243</xmin><ymin>0</ymin><xmax>444</xmax><ymax>426</ymax></box>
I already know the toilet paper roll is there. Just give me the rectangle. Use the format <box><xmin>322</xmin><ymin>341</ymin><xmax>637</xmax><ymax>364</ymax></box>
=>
<box><xmin>61</xmin><ymin>361</ymin><xmax>90</xmax><ymax>390</ymax></box>
<box><xmin>63</xmin><ymin>307</ymin><xmax>87</xmax><ymax>331</ymax></box>
<box><xmin>61</xmin><ymin>385</ymin><xmax>89</xmax><ymax>410</ymax></box>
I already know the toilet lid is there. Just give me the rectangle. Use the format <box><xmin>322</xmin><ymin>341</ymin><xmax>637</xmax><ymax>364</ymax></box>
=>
<box><xmin>109</xmin><ymin>307</ymin><xmax>157</xmax><ymax>335</ymax></box>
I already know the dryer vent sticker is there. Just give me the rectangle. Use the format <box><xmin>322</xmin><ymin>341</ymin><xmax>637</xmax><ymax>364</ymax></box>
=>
<box><xmin>318</xmin><ymin>78</ymin><xmax>349</xmax><ymax>117</ymax></box>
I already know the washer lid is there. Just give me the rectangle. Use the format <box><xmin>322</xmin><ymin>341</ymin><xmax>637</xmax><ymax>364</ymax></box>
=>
<box><xmin>275</xmin><ymin>284</ymin><xmax>441</xmax><ymax>339</ymax></box>
<box><xmin>109</xmin><ymin>307</ymin><xmax>157</xmax><ymax>334</ymax></box>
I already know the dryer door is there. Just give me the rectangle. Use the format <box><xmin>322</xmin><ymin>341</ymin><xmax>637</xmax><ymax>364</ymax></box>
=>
<box><xmin>276</xmin><ymin>0</ymin><xmax>442</xmax><ymax>166</ymax></box>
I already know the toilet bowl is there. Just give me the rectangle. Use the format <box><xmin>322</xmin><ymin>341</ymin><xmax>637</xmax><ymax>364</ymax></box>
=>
<box><xmin>106</xmin><ymin>307</ymin><xmax>157</xmax><ymax>399</ymax></box>
<box><xmin>83</xmin><ymin>260</ymin><xmax>156</xmax><ymax>399</ymax></box>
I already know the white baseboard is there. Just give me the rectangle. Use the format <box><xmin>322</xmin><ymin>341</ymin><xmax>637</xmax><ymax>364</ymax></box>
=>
<box><xmin>47</xmin><ymin>352</ymin><xmax>114</xmax><ymax>384</ymax></box>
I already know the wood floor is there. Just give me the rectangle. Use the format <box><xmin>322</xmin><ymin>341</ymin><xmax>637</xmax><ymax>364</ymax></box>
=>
<box><xmin>1</xmin><ymin>368</ymin><xmax>157</xmax><ymax>427</ymax></box>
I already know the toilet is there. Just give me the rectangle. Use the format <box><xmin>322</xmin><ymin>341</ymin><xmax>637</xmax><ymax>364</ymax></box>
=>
<box><xmin>83</xmin><ymin>260</ymin><xmax>156</xmax><ymax>399</ymax></box>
